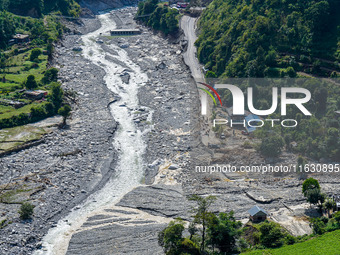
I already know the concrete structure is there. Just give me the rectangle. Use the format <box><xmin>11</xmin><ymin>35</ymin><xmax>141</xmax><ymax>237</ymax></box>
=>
<box><xmin>248</xmin><ymin>205</ymin><xmax>268</xmax><ymax>222</ymax></box>
<box><xmin>110</xmin><ymin>29</ymin><xmax>141</xmax><ymax>36</ymax></box>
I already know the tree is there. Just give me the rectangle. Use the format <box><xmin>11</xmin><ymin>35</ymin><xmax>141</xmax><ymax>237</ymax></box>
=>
<box><xmin>324</xmin><ymin>198</ymin><xmax>335</xmax><ymax>217</ymax></box>
<box><xmin>207</xmin><ymin>211</ymin><xmax>242</xmax><ymax>253</ymax></box>
<box><xmin>42</xmin><ymin>67</ymin><xmax>58</xmax><ymax>84</ymax></box>
<box><xmin>50</xmin><ymin>82</ymin><xmax>63</xmax><ymax>111</ymax></box>
<box><xmin>30</xmin><ymin>48</ymin><xmax>42</xmax><ymax>61</ymax></box>
<box><xmin>165</xmin><ymin>9</ymin><xmax>179</xmax><ymax>35</ymax></box>
<box><xmin>188</xmin><ymin>194</ymin><xmax>216</xmax><ymax>252</ymax></box>
<box><xmin>334</xmin><ymin>211</ymin><xmax>340</xmax><ymax>225</ymax></box>
<box><xmin>314</xmin><ymin>86</ymin><xmax>328</xmax><ymax>112</ymax></box>
<box><xmin>19</xmin><ymin>202</ymin><xmax>34</xmax><ymax>220</ymax></box>
<box><xmin>304</xmin><ymin>188</ymin><xmax>325</xmax><ymax>208</ymax></box>
<box><xmin>58</xmin><ymin>104</ymin><xmax>71</xmax><ymax>127</ymax></box>
<box><xmin>158</xmin><ymin>219</ymin><xmax>187</xmax><ymax>255</ymax></box>
<box><xmin>30</xmin><ymin>105</ymin><xmax>47</xmax><ymax>122</ymax></box>
<box><xmin>205</xmin><ymin>71</ymin><xmax>217</xmax><ymax>78</ymax></box>
<box><xmin>310</xmin><ymin>217</ymin><xmax>326</xmax><ymax>235</ymax></box>
<box><xmin>259</xmin><ymin>222</ymin><xmax>285</xmax><ymax>248</ymax></box>
<box><xmin>286</xmin><ymin>66</ymin><xmax>296</xmax><ymax>77</ymax></box>
<box><xmin>259</xmin><ymin>135</ymin><xmax>284</xmax><ymax>157</ymax></box>
<box><xmin>302</xmin><ymin>178</ymin><xmax>320</xmax><ymax>195</ymax></box>
<box><xmin>25</xmin><ymin>74</ymin><xmax>37</xmax><ymax>90</ymax></box>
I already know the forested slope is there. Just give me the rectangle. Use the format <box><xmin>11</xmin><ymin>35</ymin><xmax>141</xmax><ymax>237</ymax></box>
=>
<box><xmin>196</xmin><ymin>0</ymin><xmax>340</xmax><ymax>78</ymax></box>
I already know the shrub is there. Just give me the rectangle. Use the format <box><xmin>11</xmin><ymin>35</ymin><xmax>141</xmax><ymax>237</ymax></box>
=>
<box><xmin>334</xmin><ymin>211</ymin><xmax>340</xmax><ymax>224</ymax></box>
<box><xmin>42</xmin><ymin>67</ymin><xmax>58</xmax><ymax>84</ymax></box>
<box><xmin>310</xmin><ymin>217</ymin><xmax>326</xmax><ymax>235</ymax></box>
<box><xmin>58</xmin><ymin>104</ymin><xmax>71</xmax><ymax>126</ymax></box>
<box><xmin>25</xmin><ymin>74</ymin><xmax>37</xmax><ymax>90</ymax></box>
<box><xmin>259</xmin><ymin>135</ymin><xmax>284</xmax><ymax>157</ymax></box>
<box><xmin>19</xmin><ymin>202</ymin><xmax>34</xmax><ymax>220</ymax></box>
<box><xmin>29</xmin><ymin>48</ymin><xmax>42</xmax><ymax>62</ymax></box>
<box><xmin>286</xmin><ymin>66</ymin><xmax>296</xmax><ymax>77</ymax></box>
<box><xmin>285</xmin><ymin>234</ymin><xmax>296</xmax><ymax>245</ymax></box>
<box><xmin>259</xmin><ymin>222</ymin><xmax>285</xmax><ymax>248</ymax></box>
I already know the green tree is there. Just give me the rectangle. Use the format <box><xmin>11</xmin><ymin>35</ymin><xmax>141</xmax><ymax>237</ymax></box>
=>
<box><xmin>310</xmin><ymin>217</ymin><xmax>326</xmax><ymax>235</ymax></box>
<box><xmin>324</xmin><ymin>198</ymin><xmax>335</xmax><ymax>217</ymax></box>
<box><xmin>259</xmin><ymin>222</ymin><xmax>285</xmax><ymax>248</ymax></box>
<box><xmin>205</xmin><ymin>71</ymin><xmax>217</xmax><ymax>78</ymax></box>
<box><xmin>334</xmin><ymin>211</ymin><xmax>340</xmax><ymax>225</ymax></box>
<box><xmin>58</xmin><ymin>104</ymin><xmax>71</xmax><ymax>127</ymax></box>
<box><xmin>42</xmin><ymin>67</ymin><xmax>58</xmax><ymax>84</ymax></box>
<box><xmin>314</xmin><ymin>86</ymin><xmax>328</xmax><ymax>112</ymax></box>
<box><xmin>25</xmin><ymin>74</ymin><xmax>38</xmax><ymax>90</ymax></box>
<box><xmin>50</xmin><ymin>82</ymin><xmax>63</xmax><ymax>111</ymax></box>
<box><xmin>30</xmin><ymin>48</ymin><xmax>42</xmax><ymax>61</ymax></box>
<box><xmin>30</xmin><ymin>105</ymin><xmax>47</xmax><ymax>122</ymax></box>
<box><xmin>286</xmin><ymin>66</ymin><xmax>296</xmax><ymax>77</ymax></box>
<box><xmin>188</xmin><ymin>194</ymin><xmax>216</xmax><ymax>252</ymax></box>
<box><xmin>46</xmin><ymin>37</ymin><xmax>54</xmax><ymax>56</ymax></box>
<box><xmin>302</xmin><ymin>178</ymin><xmax>320</xmax><ymax>195</ymax></box>
<box><xmin>165</xmin><ymin>9</ymin><xmax>179</xmax><ymax>35</ymax></box>
<box><xmin>260</xmin><ymin>135</ymin><xmax>284</xmax><ymax>157</ymax></box>
<box><xmin>207</xmin><ymin>211</ymin><xmax>242</xmax><ymax>253</ymax></box>
<box><xmin>158</xmin><ymin>219</ymin><xmax>185</xmax><ymax>255</ymax></box>
<box><xmin>19</xmin><ymin>202</ymin><xmax>34</xmax><ymax>220</ymax></box>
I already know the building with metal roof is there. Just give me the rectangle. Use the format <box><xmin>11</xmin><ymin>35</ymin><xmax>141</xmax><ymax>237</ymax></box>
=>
<box><xmin>248</xmin><ymin>205</ymin><xmax>268</xmax><ymax>222</ymax></box>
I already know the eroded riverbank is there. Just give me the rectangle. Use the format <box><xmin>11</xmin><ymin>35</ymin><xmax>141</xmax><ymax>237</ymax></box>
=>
<box><xmin>0</xmin><ymin>6</ymin><xmax>201</xmax><ymax>255</ymax></box>
<box><xmin>0</xmin><ymin>14</ymin><xmax>118</xmax><ymax>255</ymax></box>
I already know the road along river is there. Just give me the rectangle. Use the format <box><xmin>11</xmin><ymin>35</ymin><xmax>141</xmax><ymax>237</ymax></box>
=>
<box><xmin>34</xmin><ymin>11</ymin><xmax>150</xmax><ymax>255</ymax></box>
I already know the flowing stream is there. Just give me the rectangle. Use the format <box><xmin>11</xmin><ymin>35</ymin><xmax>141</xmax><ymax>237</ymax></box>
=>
<box><xmin>34</xmin><ymin>11</ymin><xmax>149</xmax><ymax>255</ymax></box>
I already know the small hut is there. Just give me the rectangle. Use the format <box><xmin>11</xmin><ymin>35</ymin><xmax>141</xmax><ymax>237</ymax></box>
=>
<box><xmin>248</xmin><ymin>205</ymin><xmax>268</xmax><ymax>222</ymax></box>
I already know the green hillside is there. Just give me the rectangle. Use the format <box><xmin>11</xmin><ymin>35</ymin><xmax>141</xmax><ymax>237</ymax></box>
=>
<box><xmin>196</xmin><ymin>0</ymin><xmax>340</xmax><ymax>78</ymax></box>
<box><xmin>242</xmin><ymin>229</ymin><xmax>340</xmax><ymax>255</ymax></box>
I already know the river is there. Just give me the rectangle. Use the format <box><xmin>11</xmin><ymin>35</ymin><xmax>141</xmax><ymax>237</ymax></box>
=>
<box><xmin>34</xmin><ymin>11</ymin><xmax>150</xmax><ymax>255</ymax></box>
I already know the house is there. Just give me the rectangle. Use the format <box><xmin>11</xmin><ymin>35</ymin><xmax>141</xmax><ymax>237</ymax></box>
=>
<box><xmin>248</xmin><ymin>205</ymin><xmax>268</xmax><ymax>222</ymax></box>
<box><xmin>24</xmin><ymin>90</ymin><xmax>48</xmax><ymax>100</ymax></box>
<box><xmin>8</xmin><ymin>34</ymin><xmax>30</xmax><ymax>45</ymax></box>
<box><xmin>176</xmin><ymin>2</ymin><xmax>189</xmax><ymax>8</ymax></box>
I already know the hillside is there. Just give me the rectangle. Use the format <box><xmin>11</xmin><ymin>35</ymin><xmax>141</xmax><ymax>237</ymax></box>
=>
<box><xmin>0</xmin><ymin>0</ymin><xmax>80</xmax><ymax>130</ymax></box>
<box><xmin>196</xmin><ymin>0</ymin><xmax>340</xmax><ymax>78</ymax></box>
<box><xmin>0</xmin><ymin>0</ymin><xmax>80</xmax><ymax>17</ymax></box>
<box><xmin>242</xmin><ymin>229</ymin><xmax>340</xmax><ymax>255</ymax></box>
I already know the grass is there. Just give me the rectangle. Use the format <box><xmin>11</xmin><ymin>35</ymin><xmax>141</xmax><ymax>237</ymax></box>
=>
<box><xmin>0</xmin><ymin>124</ymin><xmax>46</xmax><ymax>151</ymax></box>
<box><xmin>0</xmin><ymin>48</ymin><xmax>51</xmax><ymax>121</ymax></box>
<box><xmin>0</xmin><ymin>49</ymin><xmax>47</xmax><ymax>90</ymax></box>
<box><xmin>0</xmin><ymin>102</ymin><xmax>47</xmax><ymax>119</ymax></box>
<box><xmin>0</xmin><ymin>188</ymin><xmax>32</xmax><ymax>203</ymax></box>
<box><xmin>242</xmin><ymin>230</ymin><xmax>340</xmax><ymax>255</ymax></box>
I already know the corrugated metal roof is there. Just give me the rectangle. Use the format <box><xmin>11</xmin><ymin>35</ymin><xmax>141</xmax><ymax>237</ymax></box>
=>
<box><xmin>248</xmin><ymin>205</ymin><xmax>268</xmax><ymax>216</ymax></box>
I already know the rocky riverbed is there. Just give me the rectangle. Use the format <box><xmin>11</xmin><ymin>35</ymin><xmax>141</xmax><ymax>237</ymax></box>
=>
<box><xmin>0</xmin><ymin>12</ymin><xmax>117</xmax><ymax>255</ymax></box>
<box><xmin>1</xmin><ymin>5</ymin><xmax>339</xmax><ymax>255</ymax></box>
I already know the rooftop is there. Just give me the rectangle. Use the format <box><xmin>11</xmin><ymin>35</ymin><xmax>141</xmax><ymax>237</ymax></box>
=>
<box><xmin>248</xmin><ymin>205</ymin><xmax>268</xmax><ymax>216</ymax></box>
<box><xmin>110</xmin><ymin>29</ymin><xmax>141</xmax><ymax>32</ymax></box>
